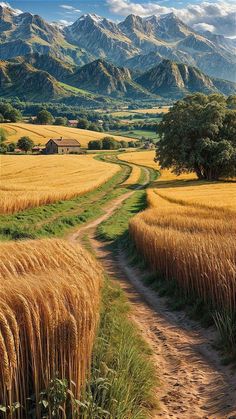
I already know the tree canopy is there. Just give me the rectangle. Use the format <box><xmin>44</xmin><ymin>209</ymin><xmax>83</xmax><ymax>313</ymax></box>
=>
<box><xmin>0</xmin><ymin>103</ymin><xmax>22</xmax><ymax>122</ymax></box>
<box><xmin>54</xmin><ymin>117</ymin><xmax>68</xmax><ymax>126</ymax></box>
<box><xmin>88</xmin><ymin>137</ymin><xmax>120</xmax><ymax>150</ymax></box>
<box><xmin>77</xmin><ymin>119</ymin><xmax>89</xmax><ymax>129</ymax></box>
<box><xmin>17</xmin><ymin>136</ymin><xmax>34</xmax><ymax>153</ymax></box>
<box><xmin>102</xmin><ymin>137</ymin><xmax>120</xmax><ymax>150</ymax></box>
<box><xmin>88</xmin><ymin>140</ymin><xmax>103</xmax><ymax>150</ymax></box>
<box><xmin>36</xmin><ymin>110</ymin><xmax>54</xmax><ymax>125</ymax></box>
<box><xmin>0</xmin><ymin>128</ymin><xmax>7</xmax><ymax>153</ymax></box>
<box><xmin>157</xmin><ymin>93</ymin><xmax>236</xmax><ymax>181</ymax></box>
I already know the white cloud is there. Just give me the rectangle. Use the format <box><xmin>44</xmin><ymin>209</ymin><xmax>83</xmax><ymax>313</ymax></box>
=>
<box><xmin>107</xmin><ymin>0</ymin><xmax>236</xmax><ymax>37</ymax></box>
<box><xmin>60</xmin><ymin>4</ymin><xmax>81</xmax><ymax>13</ymax></box>
<box><xmin>58</xmin><ymin>19</ymin><xmax>73</xmax><ymax>25</ymax></box>
<box><xmin>192</xmin><ymin>22</ymin><xmax>215</xmax><ymax>32</ymax></box>
<box><xmin>60</xmin><ymin>5</ymin><xmax>74</xmax><ymax>10</ymax></box>
<box><xmin>0</xmin><ymin>1</ymin><xmax>22</xmax><ymax>15</ymax></box>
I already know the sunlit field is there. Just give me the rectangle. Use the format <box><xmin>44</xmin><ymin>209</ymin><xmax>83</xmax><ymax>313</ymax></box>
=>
<box><xmin>120</xmin><ymin>150</ymin><xmax>196</xmax><ymax>181</ymax></box>
<box><xmin>129</xmin><ymin>169</ymin><xmax>236</xmax><ymax>315</ymax></box>
<box><xmin>0</xmin><ymin>154</ymin><xmax>119</xmax><ymax>214</ymax></box>
<box><xmin>122</xmin><ymin>164</ymin><xmax>141</xmax><ymax>185</ymax></box>
<box><xmin>110</xmin><ymin>107</ymin><xmax>169</xmax><ymax>117</ymax></box>
<box><xmin>3</xmin><ymin>123</ymin><xmax>135</xmax><ymax>147</ymax></box>
<box><xmin>0</xmin><ymin>238</ymin><xmax>102</xmax><ymax>416</ymax></box>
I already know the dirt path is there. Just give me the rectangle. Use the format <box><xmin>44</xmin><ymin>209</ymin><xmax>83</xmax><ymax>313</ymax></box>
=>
<box><xmin>68</xmin><ymin>170</ymin><xmax>236</xmax><ymax>419</ymax></box>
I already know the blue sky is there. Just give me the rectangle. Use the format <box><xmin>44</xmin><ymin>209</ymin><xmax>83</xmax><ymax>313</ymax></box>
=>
<box><xmin>2</xmin><ymin>0</ymin><xmax>236</xmax><ymax>36</ymax></box>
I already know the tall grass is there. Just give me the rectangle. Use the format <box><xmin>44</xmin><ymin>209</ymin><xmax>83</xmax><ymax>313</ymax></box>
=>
<box><xmin>129</xmin><ymin>187</ymin><xmax>236</xmax><ymax>346</ymax></box>
<box><xmin>80</xmin><ymin>280</ymin><xmax>157</xmax><ymax>419</ymax></box>
<box><xmin>0</xmin><ymin>238</ymin><xmax>102</xmax><ymax>417</ymax></box>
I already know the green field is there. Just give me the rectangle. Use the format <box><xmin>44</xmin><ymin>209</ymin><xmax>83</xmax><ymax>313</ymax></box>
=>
<box><xmin>109</xmin><ymin>129</ymin><xmax>159</xmax><ymax>141</ymax></box>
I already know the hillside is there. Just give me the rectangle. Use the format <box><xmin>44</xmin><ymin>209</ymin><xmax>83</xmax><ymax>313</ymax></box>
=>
<box><xmin>3</xmin><ymin>123</ymin><xmax>136</xmax><ymax>147</ymax></box>
<box><xmin>0</xmin><ymin>59</ymin><xmax>66</xmax><ymax>100</ymax></box>
<box><xmin>1</xmin><ymin>55</ymin><xmax>236</xmax><ymax>102</ymax></box>
<box><xmin>67</xmin><ymin>59</ymin><xmax>154</xmax><ymax>98</ymax></box>
<box><xmin>0</xmin><ymin>59</ymin><xmax>119</xmax><ymax>105</ymax></box>
<box><xmin>136</xmin><ymin>60</ymin><xmax>236</xmax><ymax>97</ymax></box>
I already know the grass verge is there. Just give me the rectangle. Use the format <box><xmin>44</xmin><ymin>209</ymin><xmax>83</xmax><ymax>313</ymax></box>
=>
<box><xmin>97</xmin><ymin>167</ymin><xmax>157</xmax><ymax>242</ymax></box>
<box><xmin>80</xmin><ymin>277</ymin><xmax>158</xmax><ymax>419</ymax></box>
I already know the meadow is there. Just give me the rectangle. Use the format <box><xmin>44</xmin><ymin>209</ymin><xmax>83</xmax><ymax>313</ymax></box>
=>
<box><xmin>3</xmin><ymin>123</ymin><xmax>134</xmax><ymax>147</ymax></box>
<box><xmin>0</xmin><ymin>154</ymin><xmax>119</xmax><ymax>214</ymax></box>
<box><xmin>0</xmin><ymin>238</ymin><xmax>102</xmax><ymax>417</ymax></box>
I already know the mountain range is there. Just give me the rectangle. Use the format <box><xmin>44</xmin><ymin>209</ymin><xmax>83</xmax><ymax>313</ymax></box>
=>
<box><xmin>0</xmin><ymin>4</ymin><xmax>236</xmax><ymax>104</ymax></box>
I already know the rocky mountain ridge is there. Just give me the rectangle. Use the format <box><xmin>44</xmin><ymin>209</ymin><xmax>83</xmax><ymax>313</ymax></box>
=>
<box><xmin>0</xmin><ymin>5</ymin><xmax>235</xmax><ymax>82</ymax></box>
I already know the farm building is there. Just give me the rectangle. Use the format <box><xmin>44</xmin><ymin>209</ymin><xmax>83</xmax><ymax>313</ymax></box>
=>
<box><xmin>45</xmin><ymin>138</ymin><xmax>81</xmax><ymax>154</ymax></box>
<box><xmin>68</xmin><ymin>120</ymin><xmax>78</xmax><ymax>127</ymax></box>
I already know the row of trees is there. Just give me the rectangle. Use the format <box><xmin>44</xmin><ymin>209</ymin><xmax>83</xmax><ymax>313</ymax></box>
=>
<box><xmin>88</xmin><ymin>137</ymin><xmax>137</xmax><ymax>150</ymax></box>
<box><xmin>33</xmin><ymin>111</ymin><xmax>104</xmax><ymax>132</ymax></box>
<box><xmin>0</xmin><ymin>130</ymin><xmax>34</xmax><ymax>153</ymax></box>
<box><xmin>157</xmin><ymin>93</ymin><xmax>236</xmax><ymax>181</ymax></box>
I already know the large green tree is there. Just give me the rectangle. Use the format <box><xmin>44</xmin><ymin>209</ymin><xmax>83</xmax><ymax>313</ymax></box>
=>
<box><xmin>157</xmin><ymin>93</ymin><xmax>236</xmax><ymax>180</ymax></box>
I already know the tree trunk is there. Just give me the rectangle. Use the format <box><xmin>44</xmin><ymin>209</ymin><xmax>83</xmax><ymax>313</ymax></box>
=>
<box><xmin>194</xmin><ymin>165</ymin><xmax>205</xmax><ymax>180</ymax></box>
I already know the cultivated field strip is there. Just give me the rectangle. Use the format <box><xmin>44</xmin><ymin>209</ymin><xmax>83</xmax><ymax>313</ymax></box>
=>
<box><xmin>0</xmin><ymin>154</ymin><xmax>120</xmax><ymax>214</ymax></box>
<box><xmin>0</xmin><ymin>238</ymin><xmax>102</xmax><ymax>416</ymax></box>
<box><xmin>4</xmin><ymin>123</ymin><xmax>135</xmax><ymax>147</ymax></box>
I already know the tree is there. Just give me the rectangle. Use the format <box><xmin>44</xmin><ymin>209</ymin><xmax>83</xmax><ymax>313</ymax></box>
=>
<box><xmin>36</xmin><ymin>110</ymin><xmax>54</xmax><ymax>125</ymax></box>
<box><xmin>77</xmin><ymin>119</ymin><xmax>89</xmax><ymax>129</ymax></box>
<box><xmin>5</xmin><ymin>108</ymin><xmax>22</xmax><ymax>122</ymax></box>
<box><xmin>120</xmin><ymin>140</ymin><xmax>127</xmax><ymax>148</ymax></box>
<box><xmin>17</xmin><ymin>136</ymin><xmax>34</xmax><ymax>153</ymax></box>
<box><xmin>7</xmin><ymin>142</ymin><xmax>16</xmax><ymax>152</ymax></box>
<box><xmin>227</xmin><ymin>95</ymin><xmax>236</xmax><ymax>110</ymax></box>
<box><xmin>54</xmin><ymin>117</ymin><xmax>68</xmax><ymax>126</ymax></box>
<box><xmin>102</xmin><ymin>136</ymin><xmax>119</xmax><ymax>150</ymax></box>
<box><xmin>89</xmin><ymin>122</ymin><xmax>102</xmax><ymax>132</ymax></box>
<box><xmin>157</xmin><ymin>93</ymin><xmax>236</xmax><ymax>181</ymax></box>
<box><xmin>0</xmin><ymin>128</ymin><xmax>7</xmax><ymax>154</ymax></box>
<box><xmin>128</xmin><ymin>141</ymin><xmax>136</xmax><ymax>148</ymax></box>
<box><xmin>88</xmin><ymin>140</ymin><xmax>102</xmax><ymax>150</ymax></box>
<box><xmin>0</xmin><ymin>128</ymin><xmax>7</xmax><ymax>144</ymax></box>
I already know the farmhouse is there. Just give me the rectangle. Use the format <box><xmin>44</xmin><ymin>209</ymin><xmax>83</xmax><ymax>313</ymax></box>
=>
<box><xmin>45</xmin><ymin>138</ymin><xmax>81</xmax><ymax>154</ymax></box>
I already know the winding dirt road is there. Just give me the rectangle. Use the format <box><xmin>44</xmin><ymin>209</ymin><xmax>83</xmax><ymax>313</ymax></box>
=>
<box><xmin>68</xmin><ymin>171</ymin><xmax>236</xmax><ymax>419</ymax></box>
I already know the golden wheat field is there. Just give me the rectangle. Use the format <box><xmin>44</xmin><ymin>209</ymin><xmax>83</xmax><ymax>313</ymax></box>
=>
<box><xmin>122</xmin><ymin>164</ymin><xmax>141</xmax><ymax>185</ymax></box>
<box><xmin>0</xmin><ymin>154</ymin><xmax>120</xmax><ymax>214</ymax></box>
<box><xmin>130</xmin><ymin>178</ymin><xmax>236</xmax><ymax>312</ymax></box>
<box><xmin>110</xmin><ymin>107</ymin><xmax>169</xmax><ymax>117</ymax></box>
<box><xmin>3</xmin><ymin>123</ymin><xmax>134</xmax><ymax>147</ymax></box>
<box><xmin>0</xmin><ymin>238</ymin><xmax>102</xmax><ymax>416</ymax></box>
<box><xmin>120</xmin><ymin>150</ymin><xmax>196</xmax><ymax>181</ymax></box>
